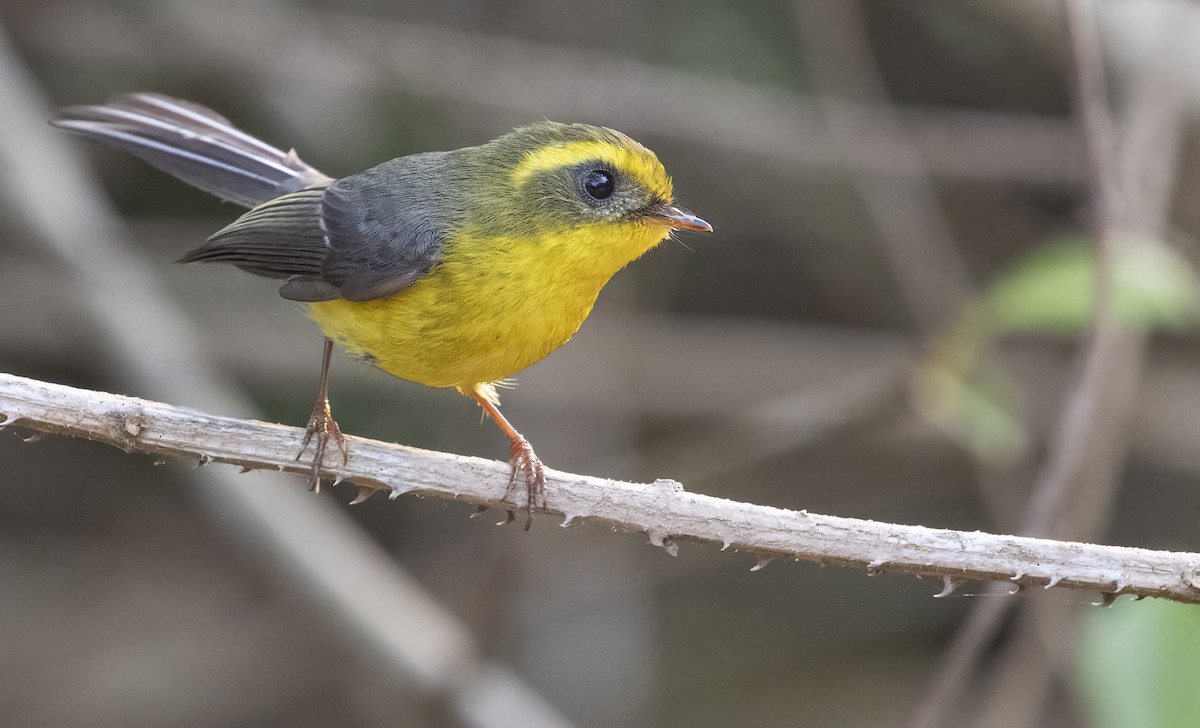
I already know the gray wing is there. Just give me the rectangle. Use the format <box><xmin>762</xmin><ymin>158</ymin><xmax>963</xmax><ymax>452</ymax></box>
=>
<box><xmin>179</xmin><ymin>187</ymin><xmax>330</xmax><ymax>279</ymax></box>
<box><xmin>183</xmin><ymin>155</ymin><xmax>449</xmax><ymax>302</ymax></box>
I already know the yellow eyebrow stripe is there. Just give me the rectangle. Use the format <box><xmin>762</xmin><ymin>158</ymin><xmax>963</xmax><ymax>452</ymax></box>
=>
<box><xmin>510</xmin><ymin>140</ymin><xmax>673</xmax><ymax>200</ymax></box>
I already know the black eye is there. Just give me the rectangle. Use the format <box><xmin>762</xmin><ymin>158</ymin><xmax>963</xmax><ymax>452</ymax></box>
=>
<box><xmin>582</xmin><ymin>169</ymin><xmax>615</xmax><ymax>200</ymax></box>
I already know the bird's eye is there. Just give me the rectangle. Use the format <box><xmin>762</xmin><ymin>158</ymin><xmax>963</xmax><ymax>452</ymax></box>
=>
<box><xmin>582</xmin><ymin>169</ymin><xmax>615</xmax><ymax>200</ymax></box>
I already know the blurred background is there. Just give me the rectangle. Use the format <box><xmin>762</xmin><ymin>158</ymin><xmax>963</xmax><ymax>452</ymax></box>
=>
<box><xmin>2</xmin><ymin>1</ymin><xmax>1200</xmax><ymax>726</ymax></box>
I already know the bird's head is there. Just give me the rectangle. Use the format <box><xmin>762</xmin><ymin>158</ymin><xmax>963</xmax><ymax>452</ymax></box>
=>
<box><xmin>457</xmin><ymin>121</ymin><xmax>711</xmax><ymax>251</ymax></box>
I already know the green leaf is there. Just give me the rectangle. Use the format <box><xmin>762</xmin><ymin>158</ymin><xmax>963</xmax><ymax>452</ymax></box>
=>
<box><xmin>912</xmin><ymin>363</ymin><xmax>1027</xmax><ymax>463</ymax></box>
<box><xmin>1113</xmin><ymin>242</ymin><xmax>1200</xmax><ymax>330</ymax></box>
<box><xmin>914</xmin><ymin>237</ymin><xmax>1197</xmax><ymax>461</ymax></box>
<box><xmin>1077</xmin><ymin>599</ymin><xmax>1200</xmax><ymax>728</ymax></box>
<box><xmin>989</xmin><ymin>239</ymin><xmax>1095</xmax><ymax>333</ymax></box>
<box><xmin>987</xmin><ymin>238</ymin><xmax>1200</xmax><ymax>334</ymax></box>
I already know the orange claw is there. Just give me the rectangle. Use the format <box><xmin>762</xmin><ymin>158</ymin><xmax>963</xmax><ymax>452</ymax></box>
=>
<box><xmin>464</xmin><ymin>385</ymin><xmax>546</xmax><ymax>530</ymax></box>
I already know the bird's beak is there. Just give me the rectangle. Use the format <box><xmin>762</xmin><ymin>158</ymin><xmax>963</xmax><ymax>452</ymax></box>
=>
<box><xmin>653</xmin><ymin>203</ymin><xmax>713</xmax><ymax>232</ymax></box>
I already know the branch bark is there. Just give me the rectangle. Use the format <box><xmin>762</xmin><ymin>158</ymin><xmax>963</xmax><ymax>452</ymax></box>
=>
<box><xmin>5</xmin><ymin>371</ymin><xmax>1200</xmax><ymax>605</ymax></box>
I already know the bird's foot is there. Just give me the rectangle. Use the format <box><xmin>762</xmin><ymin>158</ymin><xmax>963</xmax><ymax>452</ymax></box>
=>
<box><xmin>502</xmin><ymin>436</ymin><xmax>545</xmax><ymax>530</ymax></box>
<box><xmin>296</xmin><ymin>398</ymin><xmax>347</xmax><ymax>492</ymax></box>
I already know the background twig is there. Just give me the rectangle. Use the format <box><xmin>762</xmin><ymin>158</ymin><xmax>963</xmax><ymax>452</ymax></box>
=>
<box><xmin>907</xmin><ymin>3</ymin><xmax>1177</xmax><ymax>726</ymax></box>
<box><xmin>21</xmin><ymin>0</ymin><xmax>1086</xmax><ymax>186</ymax></box>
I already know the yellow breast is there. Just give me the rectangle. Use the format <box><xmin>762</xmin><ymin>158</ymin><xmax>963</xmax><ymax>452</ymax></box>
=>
<box><xmin>305</xmin><ymin>221</ymin><xmax>669</xmax><ymax>388</ymax></box>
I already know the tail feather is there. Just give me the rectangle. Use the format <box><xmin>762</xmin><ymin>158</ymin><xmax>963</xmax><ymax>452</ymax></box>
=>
<box><xmin>51</xmin><ymin>92</ymin><xmax>331</xmax><ymax>208</ymax></box>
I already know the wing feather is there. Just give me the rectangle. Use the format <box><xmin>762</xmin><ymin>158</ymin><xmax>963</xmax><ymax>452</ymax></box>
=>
<box><xmin>183</xmin><ymin>155</ymin><xmax>450</xmax><ymax>302</ymax></box>
<box><xmin>181</xmin><ymin>187</ymin><xmax>329</xmax><ymax>280</ymax></box>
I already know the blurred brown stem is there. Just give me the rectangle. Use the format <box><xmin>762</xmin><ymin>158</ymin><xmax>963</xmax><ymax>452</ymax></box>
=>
<box><xmin>791</xmin><ymin>0</ymin><xmax>973</xmax><ymax>334</ymax></box>
<box><xmin>20</xmin><ymin>0</ymin><xmax>1084</xmax><ymax>185</ymax></box>
<box><xmin>0</xmin><ymin>22</ymin><xmax>573</xmax><ymax>727</ymax></box>
<box><xmin>907</xmin><ymin>2</ymin><xmax>1166</xmax><ymax>726</ymax></box>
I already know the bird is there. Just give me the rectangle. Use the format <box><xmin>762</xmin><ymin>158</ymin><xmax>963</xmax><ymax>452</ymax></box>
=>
<box><xmin>51</xmin><ymin>92</ymin><xmax>712</xmax><ymax>526</ymax></box>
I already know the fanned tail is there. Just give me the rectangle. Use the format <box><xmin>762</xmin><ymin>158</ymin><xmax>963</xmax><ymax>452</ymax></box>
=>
<box><xmin>51</xmin><ymin>92</ymin><xmax>331</xmax><ymax>208</ymax></box>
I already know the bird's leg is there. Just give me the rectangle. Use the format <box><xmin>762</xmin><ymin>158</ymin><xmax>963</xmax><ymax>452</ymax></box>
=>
<box><xmin>296</xmin><ymin>338</ymin><xmax>348</xmax><ymax>491</ymax></box>
<box><xmin>466</xmin><ymin>387</ymin><xmax>545</xmax><ymax>530</ymax></box>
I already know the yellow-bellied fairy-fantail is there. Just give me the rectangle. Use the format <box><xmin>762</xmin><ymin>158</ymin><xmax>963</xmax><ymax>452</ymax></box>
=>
<box><xmin>53</xmin><ymin>93</ymin><xmax>711</xmax><ymax>525</ymax></box>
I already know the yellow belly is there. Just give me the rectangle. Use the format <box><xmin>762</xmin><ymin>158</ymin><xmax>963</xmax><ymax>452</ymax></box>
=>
<box><xmin>306</xmin><ymin>222</ymin><xmax>668</xmax><ymax>388</ymax></box>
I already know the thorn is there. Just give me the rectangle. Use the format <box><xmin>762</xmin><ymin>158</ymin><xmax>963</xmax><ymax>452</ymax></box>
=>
<box><xmin>651</xmin><ymin>478</ymin><xmax>684</xmax><ymax>493</ymax></box>
<box><xmin>1095</xmin><ymin>592</ymin><xmax>1120</xmax><ymax>607</ymax></box>
<box><xmin>21</xmin><ymin>431</ymin><xmax>45</xmax><ymax>444</ymax></box>
<box><xmin>237</xmin><ymin>465</ymin><xmax>253</xmax><ymax>474</ymax></box>
<box><xmin>1010</xmin><ymin>572</ymin><xmax>1024</xmax><ymax>582</ymax></box>
<box><xmin>645</xmin><ymin>529</ymin><xmax>678</xmax><ymax>555</ymax></box>
<box><xmin>720</xmin><ymin>540</ymin><xmax>732</xmax><ymax>552</ymax></box>
<box><xmin>387</xmin><ymin>485</ymin><xmax>414</xmax><ymax>501</ymax></box>
<box><xmin>123</xmin><ymin>416</ymin><xmax>142</xmax><ymax>438</ymax></box>
<box><xmin>933</xmin><ymin>576</ymin><xmax>961</xmax><ymax>599</ymax></box>
<box><xmin>470</xmin><ymin>505</ymin><xmax>489</xmax><ymax>518</ymax></box>
<box><xmin>332</xmin><ymin>475</ymin><xmax>344</xmax><ymax>487</ymax></box>
<box><xmin>750</xmin><ymin>555</ymin><xmax>776</xmax><ymax>572</ymax></box>
<box><xmin>0</xmin><ymin>414</ymin><xmax>12</xmax><ymax>428</ymax></box>
<box><xmin>1044</xmin><ymin>575</ymin><xmax>1064</xmax><ymax>590</ymax></box>
<box><xmin>560</xmin><ymin>513</ymin><xmax>577</xmax><ymax>528</ymax></box>
<box><xmin>349</xmin><ymin>486</ymin><xmax>376</xmax><ymax>505</ymax></box>
<box><xmin>497</xmin><ymin>510</ymin><xmax>517</xmax><ymax>527</ymax></box>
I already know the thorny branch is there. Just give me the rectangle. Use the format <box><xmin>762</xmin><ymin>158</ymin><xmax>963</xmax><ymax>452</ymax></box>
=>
<box><xmin>5</xmin><ymin>372</ymin><xmax>1200</xmax><ymax>605</ymax></box>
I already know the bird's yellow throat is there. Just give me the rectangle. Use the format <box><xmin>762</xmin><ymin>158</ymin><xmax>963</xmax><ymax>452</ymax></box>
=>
<box><xmin>306</xmin><ymin>217</ymin><xmax>670</xmax><ymax>390</ymax></box>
